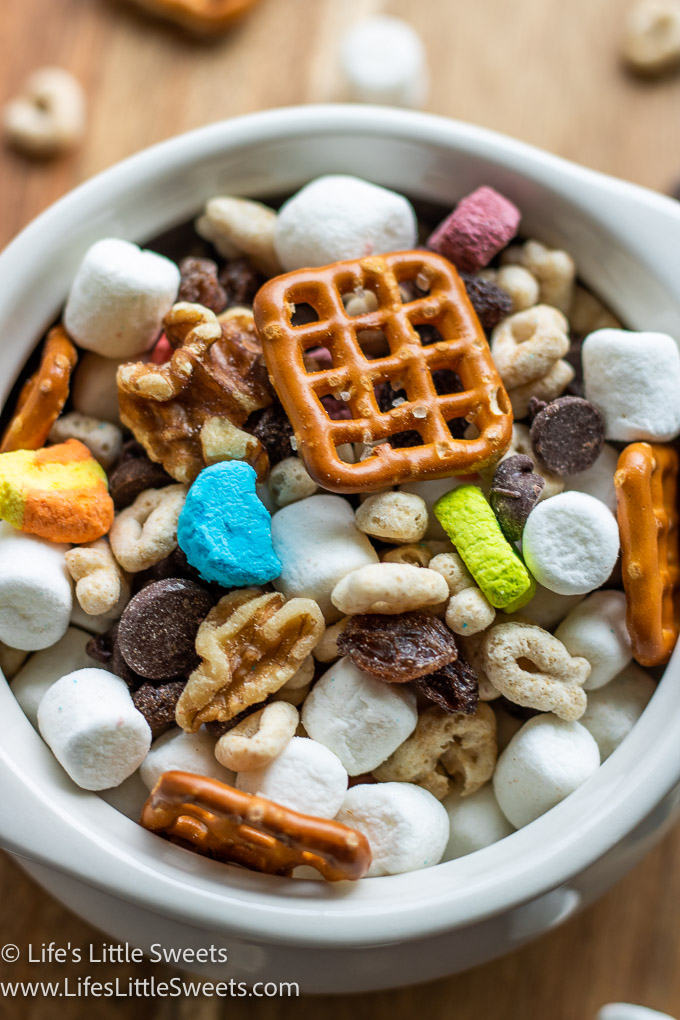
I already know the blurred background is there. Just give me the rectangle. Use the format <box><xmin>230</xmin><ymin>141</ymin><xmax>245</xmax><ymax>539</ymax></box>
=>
<box><xmin>1</xmin><ymin>0</ymin><xmax>680</xmax><ymax>1017</ymax></box>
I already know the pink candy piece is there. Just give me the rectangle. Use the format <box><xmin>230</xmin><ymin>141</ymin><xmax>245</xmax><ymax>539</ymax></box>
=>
<box><xmin>150</xmin><ymin>333</ymin><xmax>172</xmax><ymax>364</ymax></box>
<box><xmin>427</xmin><ymin>186</ymin><xmax>521</xmax><ymax>273</ymax></box>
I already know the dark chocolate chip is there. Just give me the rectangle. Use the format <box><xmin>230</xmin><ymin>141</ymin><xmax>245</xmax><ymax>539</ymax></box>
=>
<box><xmin>412</xmin><ymin>654</ymin><xmax>479</xmax><ymax>715</ymax></box>
<box><xmin>489</xmin><ymin>454</ymin><xmax>545</xmax><ymax>543</ymax></box>
<box><xmin>108</xmin><ymin>441</ymin><xmax>174</xmax><ymax>510</ymax></box>
<box><xmin>178</xmin><ymin>257</ymin><xmax>227</xmax><ymax>315</ymax></box>
<box><xmin>460</xmin><ymin>273</ymin><xmax>513</xmax><ymax>332</ymax></box>
<box><xmin>133</xmin><ymin>681</ymin><xmax>186</xmax><ymax>740</ymax></box>
<box><xmin>530</xmin><ymin>395</ymin><xmax>605</xmax><ymax>475</ymax></box>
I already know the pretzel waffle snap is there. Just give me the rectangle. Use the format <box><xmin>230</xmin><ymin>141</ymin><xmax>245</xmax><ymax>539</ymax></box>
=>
<box><xmin>253</xmin><ymin>251</ymin><xmax>513</xmax><ymax>492</ymax></box>
<box><xmin>615</xmin><ymin>442</ymin><xmax>680</xmax><ymax>667</ymax></box>
<box><xmin>140</xmin><ymin>771</ymin><xmax>372</xmax><ymax>881</ymax></box>
<box><xmin>126</xmin><ymin>0</ymin><xmax>260</xmax><ymax>34</ymax></box>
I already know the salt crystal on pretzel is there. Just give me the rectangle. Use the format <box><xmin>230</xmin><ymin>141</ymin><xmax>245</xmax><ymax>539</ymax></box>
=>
<box><xmin>253</xmin><ymin>251</ymin><xmax>513</xmax><ymax>493</ymax></box>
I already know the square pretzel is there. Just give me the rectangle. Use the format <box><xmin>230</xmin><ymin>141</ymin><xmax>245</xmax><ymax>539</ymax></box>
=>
<box><xmin>253</xmin><ymin>250</ymin><xmax>513</xmax><ymax>492</ymax></box>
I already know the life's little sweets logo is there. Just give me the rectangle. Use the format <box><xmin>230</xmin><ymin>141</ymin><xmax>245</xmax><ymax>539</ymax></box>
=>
<box><xmin>17</xmin><ymin>941</ymin><xmax>229</xmax><ymax>966</ymax></box>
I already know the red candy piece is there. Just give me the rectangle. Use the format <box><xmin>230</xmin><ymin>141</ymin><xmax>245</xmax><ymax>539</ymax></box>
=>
<box><xmin>427</xmin><ymin>186</ymin><xmax>521</xmax><ymax>273</ymax></box>
<box><xmin>150</xmin><ymin>334</ymin><xmax>173</xmax><ymax>364</ymax></box>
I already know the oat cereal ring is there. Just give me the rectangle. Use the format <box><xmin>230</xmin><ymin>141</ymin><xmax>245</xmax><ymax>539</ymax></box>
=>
<box><xmin>479</xmin><ymin>265</ymin><xmax>540</xmax><ymax>313</ymax></box>
<box><xmin>109</xmin><ymin>485</ymin><xmax>187</xmax><ymax>573</ymax></box>
<box><xmin>373</xmin><ymin>703</ymin><xmax>497</xmax><ymax>800</ymax></box>
<box><xmin>507</xmin><ymin>358</ymin><xmax>575</xmax><ymax>420</ymax></box>
<box><xmin>490</xmin><ymin>305</ymin><xmax>570</xmax><ymax>390</ymax></box>
<box><xmin>65</xmin><ymin>538</ymin><xmax>130</xmax><ymax>617</ymax></box>
<box><xmin>501</xmin><ymin>240</ymin><xmax>576</xmax><ymax>314</ymax></box>
<box><xmin>482</xmin><ymin>621</ymin><xmax>590</xmax><ymax>720</ymax></box>
<box><xmin>1</xmin><ymin>326</ymin><xmax>77</xmax><ymax>453</ymax></box>
<box><xmin>141</xmin><ymin>771</ymin><xmax>371</xmax><ymax>882</ymax></box>
<box><xmin>215</xmin><ymin>701</ymin><xmax>299</xmax><ymax>772</ymax></box>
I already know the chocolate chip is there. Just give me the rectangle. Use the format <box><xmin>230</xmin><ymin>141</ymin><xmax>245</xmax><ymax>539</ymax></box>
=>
<box><xmin>489</xmin><ymin>454</ymin><xmax>545</xmax><ymax>543</ymax></box>
<box><xmin>108</xmin><ymin>441</ymin><xmax>174</xmax><ymax>510</ymax></box>
<box><xmin>117</xmin><ymin>579</ymin><xmax>214</xmax><ymax>681</ymax></box>
<box><xmin>219</xmin><ymin>257</ymin><xmax>263</xmax><ymax>308</ymax></box>
<box><xmin>178</xmin><ymin>257</ymin><xmax>227</xmax><ymax>315</ymax></box>
<box><xmin>460</xmin><ymin>273</ymin><xmax>513</xmax><ymax>332</ymax></box>
<box><xmin>132</xmin><ymin>546</ymin><xmax>204</xmax><ymax>594</ymax></box>
<box><xmin>412</xmin><ymin>655</ymin><xmax>479</xmax><ymax>715</ymax></box>
<box><xmin>530</xmin><ymin>395</ymin><xmax>605</xmax><ymax>476</ymax></box>
<box><xmin>132</xmin><ymin>681</ymin><xmax>186</xmax><ymax>740</ymax></box>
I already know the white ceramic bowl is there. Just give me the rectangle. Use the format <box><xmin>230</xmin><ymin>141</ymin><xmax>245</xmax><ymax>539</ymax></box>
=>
<box><xmin>1</xmin><ymin>106</ymin><xmax>680</xmax><ymax>995</ymax></box>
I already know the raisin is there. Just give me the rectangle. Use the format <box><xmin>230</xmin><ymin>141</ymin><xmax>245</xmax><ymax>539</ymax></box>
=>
<box><xmin>460</xmin><ymin>273</ymin><xmax>512</xmax><ymax>332</ymax></box>
<box><xmin>219</xmin><ymin>257</ymin><xmax>263</xmax><ymax>308</ymax></box>
<box><xmin>337</xmin><ymin>612</ymin><xmax>458</xmax><ymax>683</ymax></box>
<box><xmin>413</xmin><ymin>654</ymin><xmax>479</xmax><ymax>715</ymax></box>
<box><xmin>178</xmin><ymin>257</ymin><xmax>227</xmax><ymax>315</ymax></box>
<box><xmin>133</xmin><ymin>681</ymin><xmax>186</xmax><ymax>740</ymax></box>
<box><xmin>246</xmin><ymin>401</ymin><xmax>295</xmax><ymax>465</ymax></box>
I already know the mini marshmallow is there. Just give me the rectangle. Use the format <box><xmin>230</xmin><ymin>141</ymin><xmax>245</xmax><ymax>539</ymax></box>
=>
<box><xmin>64</xmin><ymin>239</ymin><xmax>180</xmax><ymax>359</ymax></box>
<box><xmin>69</xmin><ymin>601</ymin><xmax>115</xmax><ymax>635</ymax></box>
<box><xmin>442</xmin><ymin>785</ymin><xmax>515</xmax><ymax>860</ymax></box>
<box><xmin>274</xmin><ymin>175</ymin><xmax>417</xmax><ymax>272</ymax></box>
<box><xmin>11</xmin><ymin>627</ymin><xmax>93</xmax><ymax>728</ymax></box>
<box><xmin>339</xmin><ymin>16</ymin><xmax>429</xmax><ymax>108</ymax></box>
<box><xmin>493</xmin><ymin>714</ymin><xmax>600</xmax><ymax>828</ymax></box>
<box><xmin>301</xmin><ymin>656</ymin><xmax>418</xmax><ymax>775</ymax></box>
<box><xmin>0</xmin><ymin>521</ymin><xmax>72</xmax><ymax>650</ymax></box>
<box><xmin>38</xmin><ymin>668</ymin><xmax>152</xmax><ymax>791</ymax></box>
<box><xmin>522</xmin><ymin>491</ymin><xmax>620</xmax><ymax>595</ymax></box>
<box><xmin>513</xmin><ymin>583</ymin><xmax>585</xmax><ymax>630</ymax></box>
<box><xmin>563</xmin><ymin>442</ymin><xmax>619</xmax><ymax>513</ymax></box>
<box><xmin>400</xmin><ymin>477</ymin><xmax>466</xmax><ymax>540</ymax></box>
<box><xmin>597</xmin><ymin>1004</ymin><xmax>676</xmax><ymax>1020</ymax></box>
<box><xmin>236</xmin><ymin>736</ymin><xmax>348</xmax><ymax>818</ymax></box>
<box><xmin>271</xmin><ymin>494</ymin><xmax>378</xmax><ymax>620</ymax></box>
<box><xmin>71</xmin><ymin>352</ymin><xmax>127</xmax><ymax>424</ymax></box>
<box><xmin>139</xmin><ymin>727</ymin><xmax>235</xmax><ymax>791</ymax></box>
<box><xmin>336</xmin><ymin>782</ymin><xmax>449</xmax><ymax>876</ymax></box>
<box><xmin>580</xmin><ymin>663</ymin><xmax>655</xmax><ymax>760</ymax></box>
<box><xmin>583</xmin><ymin>328</ymin><xmax>680</xmax><ymax>442</ymax></box>
<box><xmin>555</xmin><ymin>590</ymin><xmax>631</xmax><ymax>690</ymax></box>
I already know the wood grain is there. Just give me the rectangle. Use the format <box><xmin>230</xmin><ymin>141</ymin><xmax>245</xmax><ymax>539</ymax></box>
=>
<box><xmin>2</xmin><ymin>0</ymin><xmax>680</xmax><ymax>1016</ymax></box>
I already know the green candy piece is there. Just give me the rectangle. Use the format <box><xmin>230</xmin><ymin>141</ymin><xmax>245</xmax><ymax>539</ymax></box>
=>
<box><xmin>434</xmin><ymin>484</ymin><xmax>533</xmax><ymax>610</ymax></box>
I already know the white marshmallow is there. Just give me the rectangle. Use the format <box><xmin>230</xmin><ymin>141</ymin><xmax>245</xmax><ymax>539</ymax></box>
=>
<box><xmin>563</xmin><ymin>442</ymin><xmax>619</xmax><ymax>513</ymax></box>
<box><xmin>301</xmin><ymin>656</ymin><xmax>418</xmax><ymax>775</ymax></box>
<box><xmin>513</xmin><ymin>582</ymin><xmax>585</xmax><ymax>630</ymax></box>
<box><xmin>236</xmin><ymin>736</ymin><xmax>348</xmax><ymax>818</ymax></box>
<box><xmin>140</xmin><ymin>727</ymin><xmax>235</xmax><ymax>791</ymax></box>
<box><xmin>555</xmin><ymin>590</ymin><xmax>631</xmax><ymax>690</ymax></box>
<box><xmin>71</xmin><ymin>352</ymin><xmax>127</xmax><ymax>424</ymax></box>
<box><xmin>336</xmin><ymin>782</ymin><xmax>449</xmax><ymax>876</ymax></box>
<box><xmin>274</xmin><ymin>175</ymin><xmax>417</xmax><ymax>272</ymax></box>
<box><xmin>583</xmin><ymin>328</ymin><xmax>680</xmax><ymax>442</ymax></box>
<box><xmin>70</xmin><ymin>600</ymin><xmax>117</xmax><ymax>634</ymax></box>
<box><xmin>339</xmin><ymin>16</ymin><xmax>429</xmax><ymax>108</ymax></box>
<box><xmin>271</xmin><ymin>494</ymin><xmax>378</xmax><ymax>620</ymax></box>
<box><xmin>522</xmin><ymin>492</ymin><xmax>620</xmax><ymax>595</ymax></box>
<box><xmin>0</xmin><ymin>522</ymin><xmax>72</xmax><ymax>650</ymax></box>
<box><xmin>38</xmin><ymin>668</ymin><xmax>151</xmax><ymax>791</ymax></box>
<box><xmin>493</xmin><ymin>714</ymin><xmax>600</xmax><ymax>828</ymax></box>
<box><xmin>11</xmin><ymin>627</ymin><xmax>93</xmax><ymax>728</ymax></box>
<box><xmin>400</xmin><ymin>477</ymin><xmax>466</xmax><ymax>541</ymax></box>
<box><xmin>64</xmin><ymin>238</ymin><xmax>180</xmax><ymax>359</ymax></box>
<box><xmin>597</xmin><ymin>1005</ymin><xmax>676</xmax><ymax>1020</ymax></box>
<box><xmin>580</xmin><ymin>663</ymin><xmax>655</xmax><ymax>760</ymax></box>
<box><xmin>442</xmin><ymin>785</ymin><xmax>515</xmax><ymax>860</ymax></box>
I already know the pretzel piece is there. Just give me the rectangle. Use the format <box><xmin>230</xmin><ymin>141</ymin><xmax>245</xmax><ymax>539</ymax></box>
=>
<box><xmin>615</xmin><ymin>442</ymin><xmax>680</xmax><ymax>666</ymax></box>
<box><xmin>140</xmin><ymin>771</ymin><xmax>372</xmax><ymax>882</ymax></box>
<box><xmin>1</xmin><ymin>326</ymin><xmax>77</xmax><ymax>453</ymax></box>
<box><xmin>126</xmin><ymin>0</ymin><xmax>260</xmax><ymax>34</ymax></box>
<box><xmin>253</xmin><ymin>251</ymin><xmax>513</xmax><ymax>493</ymax></box>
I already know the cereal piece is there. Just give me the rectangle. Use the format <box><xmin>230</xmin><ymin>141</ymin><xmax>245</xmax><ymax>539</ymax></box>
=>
<box><xmin>336</xmin><ymin>782</ymin><xmax>449</xmax><ymax>876</ymax></box>
<box><xmin>622</xmin><ymin>0</ymin><xmax>680</xmax><ymax>73</ymax></box>
<box><xmin>108</xmin><ymin>441</ymin><xmax>174</xmax><ymax>510</ymax></box>
<box><xmin>1</xmin><ymin>326</ymin><xmax>77</xmax><ymax>454</ymax></box>
<box><xmin>0</xmin><ymin>525</ymin><xmax>73</xmax><ymax>651</ymax></box>
<box><xmin>479</xmin><ymin>265</ymin><xmax>539</xmax><ymax>313</ymax></box>
<box><xmin>501</xmin><ymin>240</ymin><xmax>575</xmax><ymax>313</ymax></box>
<box><xmin>493</xmin><ymin>715</ymin><xmax>600</xmax><ymax>828</ymax></box>
<box><xmin>489</xmin><ymin>454</ymin><xmax>545</xmax><ymax>543</ymax></box>
<box><xmin>580</xmin><ymin>663</ymin><xmax>655</xmax><ymax>761</ymax></box>
<box><xmin>65</xmin><ymin>539</ymin><xmax>130</xmax><ymax>617</ymax></box>
<box><xmin>132</xmin><ymin>681</ymin><xmax>186</xmax><ymax>740</ymax></box>
<box><xmin>64</xmin><ymin>239</ymin><xmax>179</xmax><ymax>359</ymax></box>
<box><xmin>569</xmin><ymin>285</ymin><xmax>620</xmax><ymax>334</ymax></box>
<box><xmin>176</xmin><ymin>589</ymin><xmax>324</xmax><ymax>730</ymax></box>
<box><xmin>427</xmin><ymin>187</ymin><xmax>521</xmax><ymax>273</ymax></box>
<box><xmin>117</xmin><ymin>579</ymin><xmax>214</xmax><ymax>680</ymax></box>
<box><xmin>354</xmin><ymin>491</ymin><xmax>428</xmax><ymax>544</ymax></box>
<box><xmin>381</xmin><ymin>543</ymin><xmax>432</xmax><ymax>567</ymax></box>
<box><xmin>177</xmin><ymin>256</ymin><xmax>227</xmax><ymax>314</ymax></box>
<box><xmin>460</xmin><ymin>273</ymin><xmax>513</xmax><ymax>332</ymax></box>
<box><xmin>196</xmin><ymin>197</ymin><xmax>280</xmax><ymax>276</ymax></box>
<box><xmin>339</xmin><ymin>15</ymin><xmax>428</xmax><ymax>108</ymax></box>
<box><xmin>312</xmin><ymin>617</ymin><xmax>349</xmax><ymax>662</ymax></box>
<box><xmin>412</xmin><ymin>654</ymin><xmax>479</xmax><ymax>715</ymax></box>
<box><xmin>215</xmin><ymin>701</ymin><xmax>299</xmax><ymax>772</ymax></box>
<box><xmin>434</xmin><ymin>485</ymin><xmax>533</xmax><ymax>609</ymax></box>
<box><xmin>615</xmin><ymin>442</ymin><xmax>679</xmax><ymax>666</ymax></box>
<box><xmin>555</xmin><ymin>591</ymin><xmax>631</xmax><ymax>690</ymax></box>
<box><xmin>38</xmin><ymin>668</ymin><xmax>151</xmax><ymax>790</ymax></box>
<box><xmin>0</xmin><ymin>440</ymin><xmax>114</xmax><ymax>545</ymax></box>
<box><xmin>140</xmin><ymin>770</ymin><xmax>371</xmax><ymax>882</ymax></box>
<box><xmin>271</xmin><ymin>494</ymin><xmax>379</xmax><ymax>620</ymax></box>
<box><xmin>428</xmin><ymin>550</ymin><xmax>474</xmax><ymax>594</ymax></box>
<box><xmin>337</xmin><ymin>611</ymin><xmax>458</xmax><ymax>682</ymax></box>
<box><xmin>374</xmin><ymin>703</ymin><xmax>497</xmax><ymax>799</ymax></box>
<box><xmin>49</xmin><ymin>412</ymin><xmax>123</xmax><ymax>470</ymax></box>
<box><xmin>529</xmin><ymin>395</ymin><xmax>605</xmax><ymax>476</ymax></box>
<box><xmin>10</xmin><ymin>627</ymin><xmax>92</xmax><ymax>727</ymax></box>
<box><xmin>482</xmin><ymin>621</ymin><xmax>590</xmax><ymax>720</ymax></box>
<box><xmin>583</xmin><ymin>328</ymin><xmax>680</xmax><ymax>442</ymax></box>
<box><xmin>2</xmin><ymin>67</ymin><xmax>85</xmax><ymax>157</ymax></box>
<box><xmin>523</xmin><ymin>491</ymin><xmax>620</xmax><ymax>595</ymax></box>
<box><xmin>445</xmin><ymin>587</ymin><xmax>496</xmax><ymax>636</ymax></box>
<box><xmin>563</xmin><ymin>442</ymin><xmax>619</xmax><ymax>513</ymax></box>
<box><xmin>268</xmin><ymin>457</ymin><xmax>318</xmax><ymax>508</ymax></box>
<box><xmin>71</xmin><ymin>352</ymin><xmax>126</xmax><ymax>425</ymax></box>
<box><xmin>491</xmin><ymin>305</ymin><xmax>570</xmax><ymax>390</ymax></box>
<box><xmin>177</xmin><ymin>461</ymin><xmax>281</xmax><ymax>588</ymax></box>
<box><xmin>237</xmin><ymin>735</ymin><xmax>348</xmax><ymax>818</ymax></box>
<box><xmin>140</xmin><ymin>727</ymin><xmax>234</xmax><ymax>791</ymax></box>
<box><xmin>274</xmin><ymin>175</ymin><xmax>417</xmax><ymax>272</ymax></box>
<box><xmin>109</xmin><ymin>484</ymin><xmax>186</xmax><ymax>573</ymax></box>
<box><xmin>301</xmin><ymin>656</ymin><xmax>417</xmax><ymax>774</ymax></box>
<box><xmin>331</xmin><ymin>562</ymin><xmax>449</xmax><ymax>615</ymax></box>
<box><xmin>442</xmin><ymin>785</ymin><xmax>515</xmax><ymax>860</ymax></box>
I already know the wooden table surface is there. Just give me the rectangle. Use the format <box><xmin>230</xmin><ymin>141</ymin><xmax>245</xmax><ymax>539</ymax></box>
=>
<box><xmin>2</xmin><ymin>0</ymin><xmax>680</xmax><ymax>1016</ymax></box>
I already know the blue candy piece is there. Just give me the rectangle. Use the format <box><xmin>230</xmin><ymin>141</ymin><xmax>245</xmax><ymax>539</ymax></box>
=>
<box><xmin>177</xmin><ymin>461</ymin><xmax>281</xmax><ymax>589</ymax></box>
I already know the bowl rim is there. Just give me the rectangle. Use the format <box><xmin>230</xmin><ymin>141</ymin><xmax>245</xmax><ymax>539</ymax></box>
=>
<box><xmin>2</xmin><ymin>103</ymin><xmax>680</xmax><ymax>948</ymax></box>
